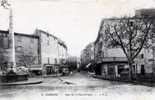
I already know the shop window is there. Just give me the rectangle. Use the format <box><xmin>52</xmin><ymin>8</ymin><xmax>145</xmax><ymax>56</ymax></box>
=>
<box><xmin>108</xmin><ymin>66</ymin><xmax>115</xmax><ymax>75</ymax></box>
<box><xmin>118</xmin><ymin>64</ymin><xmax>129</xmax><ymax>75</ymax></box>
<box><xmin>118</xmin><ymin>65</ymin><xmax>125</xmax><ymax>74</ymax></box>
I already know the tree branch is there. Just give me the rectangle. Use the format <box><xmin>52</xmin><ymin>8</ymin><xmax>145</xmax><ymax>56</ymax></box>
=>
<box><xmin>113</xmin><ymin>24</ymin><xmax>129</xmax><ymax>60</ymax></box>
<box><xmin>132</xmin><ymin>19</ymin><xmax>152</xmax><ymax>60</ymax></box>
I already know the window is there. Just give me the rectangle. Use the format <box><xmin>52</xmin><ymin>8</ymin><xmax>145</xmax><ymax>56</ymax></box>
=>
<box><xmin>29</xmin><ymin>43</ymin><xmax>33</xmax><ymax>50</ymax></box>
<box><xmin>108</xmin><ymin>65</ymin><xmax>115</xmax><ymax>75</ymax></box>
<box><xmin>30</xmin><ymin>38</ymin><xmax>34</xmax><ymax>43</ymax></box>
<box><xmin>118</xmin><ymin>65</ymin><xmax>125</xmax><ymax>74</ymax></box>
<box><xmin>17</xmin><ymin>36</ymin><xmax>22</xmax><ymax>42</ymax></box>
<box><xmin>48</xmin><ymin>57</ymin><xmax>50</xmax><ymax>64</ymax></box>
<box><xmin>141</xmin><ymin>54</ymin><xmax>144</xmax><ymax>59</ymax></box>
<box><xmin>0</xmin><ymin>37</ymin><xmax>4</xmax><ymax>48</ymax></box>
<box><xmin>3</xmin><ymin>37</ymin><xmax>9</xmax><ymax>49</ymax></box>
<box><xmin>16</xmin><ymin>46</ymin><xmax>23</xmax><ymax>52</ymax></box>
<box><xmin>47</xmin><ymin>40</ymin><xmax>50</xmax><ymax>45</ymax></box>
<box><xmin>54</xmin><ymin>58</ymin><xmax>57</xmax><ymax>64</ymax></box>
<box><xmin>47</xmin><ymin>33</ymin><xmax>50</xmax><ymax>37</ymax></box>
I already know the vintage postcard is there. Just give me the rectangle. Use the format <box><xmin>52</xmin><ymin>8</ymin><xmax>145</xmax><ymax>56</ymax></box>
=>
<box><xmin>0</xmin><ymin>0</ymin><xmax>155</xmax><ymax>100</ymax></box>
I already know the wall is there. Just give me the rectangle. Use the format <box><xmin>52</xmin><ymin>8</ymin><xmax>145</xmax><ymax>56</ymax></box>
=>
<box><xmin>0</xmin><ymin>30</ymin><xmax>39</xmax><ymax>69</ymax></box>
<box><xmin>14</xmin><ymin>34</ymin><xmax>39</xmax><ymax>66</ymax></box>
<box><xmin>34</xmin><ymin>29</ymin><xmax>68</xmax><ymax>66</ymax></box>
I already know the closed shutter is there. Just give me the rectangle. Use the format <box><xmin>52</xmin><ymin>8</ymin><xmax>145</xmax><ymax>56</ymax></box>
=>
<box><xmin>0</xmin><ymin>37</ymin><xmax>3</xmax><ymax>48</ymax></box>
<box><xmin>3</xmin><ymin>37</ymin><xmax>9</xmax><ymax>49</ymax></box>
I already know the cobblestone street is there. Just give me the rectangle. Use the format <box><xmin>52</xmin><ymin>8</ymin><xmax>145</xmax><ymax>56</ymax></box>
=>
<box><xmin>0</xmin><ymin>72</ymin><xmax>155</xmax><ymax>100</ymax></box>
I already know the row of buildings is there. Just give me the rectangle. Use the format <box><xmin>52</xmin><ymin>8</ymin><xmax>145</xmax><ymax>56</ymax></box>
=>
<box><xmin>80</xmin><ymin>42</ymin><xmax>94</xmax><ymax>69</ymax></box>
<box><xmin>81</xmin><ymin>9</ymin><xmax>155</xmax><ymax>80</ymax></box>
<box><xmin>0</xmin><ymin>29</ymin><xmax>68</xmax><ymax>75</ymax></box>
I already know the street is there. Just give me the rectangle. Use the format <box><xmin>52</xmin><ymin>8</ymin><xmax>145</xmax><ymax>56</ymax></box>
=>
<box><xmin>0</xmin><ymin>72</ymin><xmax>155</xmax><ymax>100</ymax></box>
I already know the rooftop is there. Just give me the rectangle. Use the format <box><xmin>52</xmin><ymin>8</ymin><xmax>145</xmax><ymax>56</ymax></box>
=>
<box><xmin>0</xmin><ymin>30</ymin><xmax>39</xmax><ymax>38</ymax></box>
<box><xmin>35</xmin><ymin>29</ymin><xmax>67</xmax><ymax>49</ymax></box>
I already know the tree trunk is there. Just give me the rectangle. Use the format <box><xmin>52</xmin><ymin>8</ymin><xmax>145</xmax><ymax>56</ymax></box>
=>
<box><xmin>128</xmin><ymin>62</ymin><xmax>133</xmax><ymax>81</ymax></box>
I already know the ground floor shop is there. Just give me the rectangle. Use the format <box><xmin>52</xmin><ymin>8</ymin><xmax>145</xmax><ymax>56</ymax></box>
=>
<box><xmin>94</xmin><ymin>62</ymin><xmax>128</xmax><ymax>80</ymax></box>
<box><xmin>94</xmin><ymin>57</ymin><xmax>154</xmax><ymax>80</ymax></box>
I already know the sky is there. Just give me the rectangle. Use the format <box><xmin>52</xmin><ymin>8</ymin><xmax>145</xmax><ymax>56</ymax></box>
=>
<box><xmin>0</xmin><ymin>0</ymin><xmax>155</xmax><ymax>57</ymax></box>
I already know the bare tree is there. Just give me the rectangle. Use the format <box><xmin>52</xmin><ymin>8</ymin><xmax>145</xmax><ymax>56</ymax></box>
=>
<box><xmin>102</xmin><ymin>17</ymin><xmax>154</xmax><ymax>80</ymax></box>
<box><xmin>0</xmin><ymin>0</ymin><xmax>10</xmax><ymax>9</ymax></box>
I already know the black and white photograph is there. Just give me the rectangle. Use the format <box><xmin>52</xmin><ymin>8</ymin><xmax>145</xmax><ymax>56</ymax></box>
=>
<box><xmin>0</xmin><ymin>0</ymin><xmax>155</xmax><ymax>100</ymax></box>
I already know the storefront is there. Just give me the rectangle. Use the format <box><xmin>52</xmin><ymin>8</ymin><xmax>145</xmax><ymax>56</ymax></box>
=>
<box><xmin>97</xmin><ymin>57</ymin><xmax>129</xmax><ymax>80</ymax></box>
<box><xmin>44</xmin><ymin>64</ymin><xmax>59</xmax><ymax>75</ymax></box>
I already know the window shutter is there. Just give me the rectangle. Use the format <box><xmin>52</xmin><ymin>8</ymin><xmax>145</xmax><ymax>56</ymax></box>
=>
<box><xmin>3</xmin><ymin>37</ymin><xmax>9</xmax><ymax>49</ymax></box>
<box><xmin>0</xmin><ymin>37</ymin><xmax>3</xmax><ymax>48</ymax></box>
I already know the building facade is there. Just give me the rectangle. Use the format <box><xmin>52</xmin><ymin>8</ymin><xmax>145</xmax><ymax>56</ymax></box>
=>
<box><xmin>0</xmin><ymin>29</ymin><xmax>68</xmax><ymax>75</ymax></box>
<box><xmin>0</xmin><ymin>30</ymin><xmax>40</xmax><ymax>75</ymax></box>
<box><xmin>34</xmin><ymin>29</ymin><xmax>68</xmax><ymax>75</ymax></box>
<box><xmin>93</xmin><ymin>16</ymin><xmax>154</xmax><ymax>79</ymax></box>
<box><xmin>135</xmin><ymin>9</ymin><xmax>155</xmax><ymax>75</ymax></box>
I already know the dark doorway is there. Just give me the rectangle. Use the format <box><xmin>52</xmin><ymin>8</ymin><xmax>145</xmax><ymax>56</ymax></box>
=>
<box><xmin>94</xmin><ymin>63</ymin><xmax>102</xmax><ymax>75</ymax></box>
<box><xmin>141</xmin><ymin>65</ymin><xmax>145</xmax><ymax>75</ymax></box>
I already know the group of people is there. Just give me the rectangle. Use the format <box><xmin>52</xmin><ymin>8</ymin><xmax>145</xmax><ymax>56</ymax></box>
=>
<box><xmin>0</xmin><ymin>62</ymin><xmax>29</xmax><ymax>75</ymax></box>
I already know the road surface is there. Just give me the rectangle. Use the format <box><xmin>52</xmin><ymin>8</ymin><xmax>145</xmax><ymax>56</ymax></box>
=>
<box><xmin>0</xmin><ymin>72</ymin><xmax>155</xmax><ymax>100</ymax></box>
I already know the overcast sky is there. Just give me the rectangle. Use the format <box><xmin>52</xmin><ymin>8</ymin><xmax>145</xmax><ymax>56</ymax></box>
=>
<box><xmin>0</xmin><ymin>0</ymin><xmax>155</xmax><ymax>57</ymax></box>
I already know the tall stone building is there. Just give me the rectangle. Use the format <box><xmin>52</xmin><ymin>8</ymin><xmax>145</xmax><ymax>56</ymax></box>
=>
<box><xmin>0</xmin><ymin>29</ymin><xmax>68</xmax><ymax>75</ymax></box>
<box><xmin>34</xmin><ymin>29</ymin><xmax>68</xmax><ymax>75</ymax></box>
<box><xmin>0</xmin><ymin>30</ymin><xmax>39</xmax><ymax>73</ymax></box>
